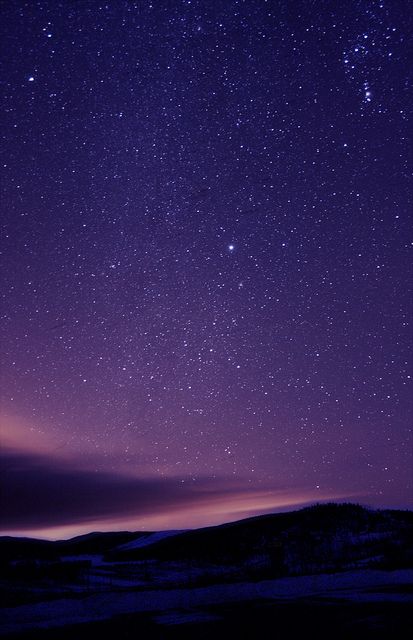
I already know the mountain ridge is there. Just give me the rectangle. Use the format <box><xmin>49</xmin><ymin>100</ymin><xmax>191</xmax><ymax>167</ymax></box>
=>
<box><xmin>2</xmin><ymin>502</ymin><xmax>412</xmax><ymax>575</ymax></box>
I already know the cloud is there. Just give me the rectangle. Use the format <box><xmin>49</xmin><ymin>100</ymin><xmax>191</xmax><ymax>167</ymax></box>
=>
<box><xmin>0</xmin><ymin>447</ymin><xmax>219</xmax><ymax>529</ymax></box>
<box><xmin>0</xmin><ymin>446</ymin><xmax>350</xmax><ymax>536</ymax></box>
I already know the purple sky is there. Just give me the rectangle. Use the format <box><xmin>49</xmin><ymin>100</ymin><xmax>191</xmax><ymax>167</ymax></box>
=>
<box><xmin>1</xmin><ymin>0</ymin><xmax>412</xmax><ymax>538</ymax></box>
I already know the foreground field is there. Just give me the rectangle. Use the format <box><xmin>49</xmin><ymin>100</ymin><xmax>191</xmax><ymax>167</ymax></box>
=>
<box><xmin>1</xmin><ymin>504</ymin><xmax>412</xmax><ymax>637</ymax></box>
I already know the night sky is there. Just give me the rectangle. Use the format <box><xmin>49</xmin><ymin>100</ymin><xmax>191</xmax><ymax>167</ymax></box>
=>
<box><xmin>1</xmin><ymin>0</ymin><xmax>412</xmax><ymax>539</ymax></box>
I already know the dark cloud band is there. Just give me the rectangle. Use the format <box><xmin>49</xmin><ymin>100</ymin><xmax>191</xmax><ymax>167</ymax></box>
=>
<box><xmin>0</xmin><ymin>448</ymin><xmax>274</xmax><ymax>530</ymax></box>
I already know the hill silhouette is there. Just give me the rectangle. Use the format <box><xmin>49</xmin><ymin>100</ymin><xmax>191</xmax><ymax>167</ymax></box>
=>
<box><xmin>1</xmin><ymin>503</ymin><xmax>412</xmax><ymax>638</ymax></box>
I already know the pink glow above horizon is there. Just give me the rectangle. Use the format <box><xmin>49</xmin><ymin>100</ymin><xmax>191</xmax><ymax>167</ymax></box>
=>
<box><xmin>2</xmin><ymin>490</ymin><xmax>352</xmax><ymax>541</ymax></box>
<box><xmin>0</xmin><ymin>411</ymin><xmax>362</xmax><ymax>540</ymax></box>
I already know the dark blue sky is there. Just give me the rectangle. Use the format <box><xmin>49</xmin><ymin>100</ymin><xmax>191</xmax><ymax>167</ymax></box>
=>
<box><xmin>1</xmin><ymin>0</ymin><xmax>411</xmax><ymax>537</ymax></box>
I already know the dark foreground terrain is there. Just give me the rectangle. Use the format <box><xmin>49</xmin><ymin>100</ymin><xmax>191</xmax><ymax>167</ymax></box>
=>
<box><xmin>1</xmin><ymin>504</ymin><xmax>412</xmax><ymax>638</ymax></box>
<box><xmin>3</xmin><ymin>600</ymin><xmax>412</xmax><ymax>640</ymax></box>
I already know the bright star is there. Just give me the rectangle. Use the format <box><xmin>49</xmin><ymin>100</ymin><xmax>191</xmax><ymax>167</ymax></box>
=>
<box><xmin>228</xmin><ymin>244</ymin><xmax>235</xmax><ymax>251</ymax></box>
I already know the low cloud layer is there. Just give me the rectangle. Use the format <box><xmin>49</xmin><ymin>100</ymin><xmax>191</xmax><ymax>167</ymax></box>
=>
<box><xmin>0</xmin><ymin>446</ymin><xmax>349</xmax><ymax>536</ymax></box>
<box><xmin>0</xmin><ymin>448</ymin><xmax>230</xmax><ymax>528</ymax></box>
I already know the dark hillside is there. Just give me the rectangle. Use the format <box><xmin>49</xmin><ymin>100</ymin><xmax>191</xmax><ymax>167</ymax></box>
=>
<box><xmin>107</xmin><ymin>503</ymin><xmax>413</xmax><ymax>576</ymax></box>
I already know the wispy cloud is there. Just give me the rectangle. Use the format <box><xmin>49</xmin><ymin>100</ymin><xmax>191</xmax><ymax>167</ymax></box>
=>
<box><xmin>0</xmin><ymin>444</ymin><xmax>350</xmax><ymax>537</ymax></box>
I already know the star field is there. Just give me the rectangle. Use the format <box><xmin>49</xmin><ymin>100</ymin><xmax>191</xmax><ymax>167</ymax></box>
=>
<box><xmin>1</xmin><ymin>0</ymin><xmax>412</xmax><ymax>536</ymax></box>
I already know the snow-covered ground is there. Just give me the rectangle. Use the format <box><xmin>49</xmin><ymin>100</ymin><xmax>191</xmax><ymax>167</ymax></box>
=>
<box><xmin>1</xmin><ymin>569</ymin><xmax>412</xmax><ymax>635</ymax></box>
<box><xmin>116</xmin><ymin>530</ymin><xmax>184</xmax><ymax>551</ymax></box>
